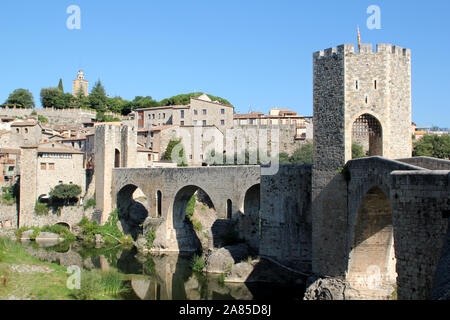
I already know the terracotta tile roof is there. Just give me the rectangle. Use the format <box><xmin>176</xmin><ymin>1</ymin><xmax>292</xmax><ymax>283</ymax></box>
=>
<box><xmin>0</xmin><ymin>148</ymin><xmax>21</xmax><ymax>155</ymax></box>
<box><xmin>149</xmin><ymin>125</ymin><xmax>176</xmax><ymax>132</ymax></box>
<box><xmin>135</xmin><ymin>105</ymin><xmax>183</xmax><ymax>111</ymax></box>
<box><xmin>11</xmin><ymin>121</ymin><xmax>37</xmax><ymax>127</ymax></box>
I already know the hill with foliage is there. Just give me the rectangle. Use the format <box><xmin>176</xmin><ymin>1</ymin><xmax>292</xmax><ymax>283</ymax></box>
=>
<box><xmin>37</xmin><ymin>79</ymin><xmax>232</xmax><ymax>116</ymax></box>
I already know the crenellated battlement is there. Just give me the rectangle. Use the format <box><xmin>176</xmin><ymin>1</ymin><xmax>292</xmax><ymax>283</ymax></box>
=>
<box><xmin>313</xmin><ymin>43</ymin><xmax>411</xmax><ymax>59</ymax></box>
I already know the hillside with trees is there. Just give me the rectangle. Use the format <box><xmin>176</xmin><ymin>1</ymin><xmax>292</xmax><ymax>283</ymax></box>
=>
<box><xmin>35</xmin><ymin>79</ymin><xmax>232</xmax><ymax>116</ymax></box>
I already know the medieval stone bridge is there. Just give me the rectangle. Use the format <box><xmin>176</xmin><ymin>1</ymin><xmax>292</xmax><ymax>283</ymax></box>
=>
<box><xmin>111</xmin><ymin>165</ymin><xmax>261</xmax><ymax>252</ymax></box>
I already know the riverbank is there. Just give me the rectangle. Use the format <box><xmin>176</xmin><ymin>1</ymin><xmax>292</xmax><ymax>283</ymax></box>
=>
<box><xmin>0</xmin><ymin>236</ymin><xmax>134</xmax><ymax>300</ymax></box>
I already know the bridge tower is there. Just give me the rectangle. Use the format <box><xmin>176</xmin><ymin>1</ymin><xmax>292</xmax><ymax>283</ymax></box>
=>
<box><xmin>95</xmin><ymin>124</ymin><xmax>137</xmax><ymax>224</ymax></box>
<box><xmin>311</xmin><ymin>43</ymin><xmax>412</xmax><ymax>276</ymax></box>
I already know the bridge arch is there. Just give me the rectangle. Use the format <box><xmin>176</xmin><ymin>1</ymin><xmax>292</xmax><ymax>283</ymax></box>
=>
<box><xmin>167</xmin><ymin>185</ymin><xmax>218</xmax><ymax>252</ymax></box>
<box><xmin>239</xmin><ymin>183</ymin><xmax>261</xmax><ymax>250</ymax></box>
<box><xmin>346</xmin><ymin>186</ymin><xmax>397</xmax><ymax>298</ymax></box>
<box><xmin>116</xmin><ymin>184</ymin><xmax>149</xmax><ymax>239</ymax></box>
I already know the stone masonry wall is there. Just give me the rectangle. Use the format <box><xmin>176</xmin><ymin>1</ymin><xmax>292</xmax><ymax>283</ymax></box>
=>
<box><xmin>397</xmin><ymin>156</ymin><xmax>450</xmax><ymax>170</ymax></box>
<box><xmin>259</xmin><ymin>164</ymin><xmax>312</xmax><ymax>272</ymax></box>
<box><xmin>390</xmin><ymin>170</ymin><xmax>449</xmax><ymax>300</ymax></box>
<box><xmin>0</xmin><ymin>204</ymin><xmax>18</xmax><ymax>229</ymax></box>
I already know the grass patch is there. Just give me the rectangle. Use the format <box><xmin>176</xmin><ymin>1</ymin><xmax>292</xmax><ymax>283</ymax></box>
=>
<box><xmin>72</xmin><ymin>269</ymin><xmax>129</xmax><ymax>300</ymax></box>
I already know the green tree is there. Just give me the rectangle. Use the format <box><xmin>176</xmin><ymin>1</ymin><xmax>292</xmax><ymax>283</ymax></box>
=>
<box><xmin>58</xmin><ymin>78</ymin><xmax>64</xmax><ymax>93</ymax></box>
<box><xmin>5</xmin><ymin>89</ymin><xmax>35</xmax><ymax>108</ymax></box>
<box><xmin>164</xmin><ymin>138</ymin><xmax>187</xmax><ymax>166</ymax></box>
<box><xmin>290</xmin><ymin>142</ymin><xmax>314</xmax><ymax>164</ymax></box>
<box><xmin>352</xmin><ymin>142</ymin><xmax>365</xmax><ymax>159</ymax></box>
<box><xmin>413</xmin><ymin>135</ymin><xmax>450</xmax><ymax>159</ymax></box>
<box><xmin>49</xmin><ymin>184</ymin><xmax>82</xmax><ymax>206</ymax></box>
<box><xmin>88</xmin><ymin>80</ymin><xmax>108</xmax><ymax>112</ymax></box>
<box><xmin>40</xmin><ymin>87</ymin><xmax>67</xmax><ymax>109</ymax></box>
<box><xmin>159</xmin><ymin>92</ymin><xmax>231</xmax><ymax>106</ymax></box>
<box><xmin>279</xmin><ymin>152</ymin><xmax>291</xmax><ymax>164</ymax></box>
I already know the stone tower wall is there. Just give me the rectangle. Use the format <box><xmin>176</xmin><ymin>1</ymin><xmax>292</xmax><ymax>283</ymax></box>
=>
<box><xmin>312</xmin><ymin>43</ymin><xmax>413</xmax><ymax>277</ymax></box>
<box><xmin>95</xmin><ymin>124</ymin><xmax>138</xmax><ymax>224</ymax></box>
<box><xmin>18</xmin><ymin>146</ymin><xmax>38</xmax><ymax>227</ymax></box>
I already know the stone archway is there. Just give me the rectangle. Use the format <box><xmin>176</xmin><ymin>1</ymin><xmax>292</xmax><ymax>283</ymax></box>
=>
<box><xmin>117</xmin><ymin>184</ymin><xmax>149</xmax><ymax>239</ymax></box>
<box><xmin>240</xmin><ymin>184</ymin><xmax>261</xmax><ymax>250</ymax></box>
<box><xmin>346</xmin><ymin>186</ymin><xmax>397</xmax><ymax>299</ymax></box>
<box><xmin>352</xmin><ymin>113</ymin><xmax>383</xmax><ymax>158</ymax></box>
<box><xmin>170</xmin><ymin>185</ymin><xmax>216</xmax><ymax>252</ymax></box>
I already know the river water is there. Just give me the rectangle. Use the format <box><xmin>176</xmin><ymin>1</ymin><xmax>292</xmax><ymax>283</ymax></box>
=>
<box><xmin>22</xmin><ymin>241</ymin><xmax>305</xmax><ymax>301</ymax></box>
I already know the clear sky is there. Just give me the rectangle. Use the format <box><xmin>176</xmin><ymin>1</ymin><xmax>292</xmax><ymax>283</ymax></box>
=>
<box><xmin>1</xmin><ymin>0</ymin><xmax>449</xmax><ymax>128</ymax></box>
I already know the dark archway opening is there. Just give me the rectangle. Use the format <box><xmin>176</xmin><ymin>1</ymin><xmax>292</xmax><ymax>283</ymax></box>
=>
<box><xmin>347</xmin><ymin>186</ymin><xmax>397</xmax><ymax>299</ymax></box>
<box><xmin>172</xmin><ymin>186</ymin><xmax>216</xmax><ymax>252</ymax></box>
<box><xmin>227</xmin><ymin>199</ymin><xmax>232</xmax><ymax>220</ymax></box>
<box><xmin>115</xmin><ymin>149</ymin><xmax>121</xmax><ymax>168</ymax></box>
<box><xmin>117</xmin><ymin>184</ymin><xmax>149</xmax><ymax>240</ymax></box>
<box><xmin>241</xmin><ymin>184</ymin><xmax>261</xmax><ymax>251</ymax></box>
<box><xmin>352</xmin><ymin>114</ymin><xmax>383</xmax><ymax>158</ymax></box>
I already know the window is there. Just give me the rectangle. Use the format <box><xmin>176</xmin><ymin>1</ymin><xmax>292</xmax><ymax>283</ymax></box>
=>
<box><xmin>16</xmin><ymin>128</ymin><xmax>19</xmax><ymax>133</ymax></box>
<box><xmin>202</xmin><ymin>109</ymin><xmax>207</xmax><ymax>115</ymax></box>
<box><xmin>158</xmin><ymin>113</ymin><xmax>161</xmax><ymax>119</ymax></box>
<box><xmin>250</xmin><ymin>119</ymin><xmax>254</xmax><ymax>125</ymax></box>
<box><xmin>152</xmin><ymin>114</ymin><xmax>155</xmax><ymax>119</ymax></box>
<box><xmin>58</xmin><ymin>181</ymin><xmax>63</xmax><ymax>184</ymax></box>
<box><xmin>221</xmin><ymin>109</ymin><xmax>225</xmax><ymax>115</ymax></box>
<box><xmin>356</xmin><ymin>80</ymin><xmax>359</xmax><ymax>89</ymax></box>
<box><xmin>203</xmin><ymin>120</ymin><xmax>207</xmax><ymax>126</ymax></box>
<box><xmin>194</xmin><ymin>120</ymin><xmax>198</xmax><ymax>126</ymax></box>
<box><xmin>374</xmin><ymin>80</ymin><xmax>377</xmax><ymax>89</ymax></box>
<box><xmin>49</xmin><ymin>163</ymin><xmax>55</xmax><ymax>170</ymax></box>
<box><xmin>40</xmin><ymin>163</ymin><xmax>47</xmax><ymax>170</ymax></box>
<box><xmin>194</xmin><ymin>110</ymin><xmax>198</xmax><ymax>115</ymax></box>
<box><xmin>181</xmin><ymin>110</ymin><xmax>185</xmax><ymax>119</ymax></box>
<box><xmin>25</xmin><ymin>128</ymin><xmax>28</xmax><ymax>134</ymax></box>
<box><xmin>148</xmin><ymin>154</ymin><xmax>152</xmax><ymax>161</ymax></box>
<box><xmin>365</xmin><ymin>96</ymin><xmax>368</xmax><ymax>104</ymax></box>
<box><xmin>163</xmin><ymin>113</ymin><xmax>165</xmax><ymax>119</ymax></box>
<box><xmin>221</xmin><ymin>120</ymin><xmax>225</xmax><ymax>126</ymax></box>
<box><xmin>181</xmin><ymin>121</ymin><xmax>185</xmax><ymax>126</ymax></box>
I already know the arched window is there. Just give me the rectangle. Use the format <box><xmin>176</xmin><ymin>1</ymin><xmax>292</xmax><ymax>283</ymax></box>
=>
<box><xmin>156</xmin><ymin>190</ymin><xmax>162</xmax><ymax>217</ymax></box>
<box><xmin>227</xmin><ymin>199</ymin><xmax>232</xmax><ymax>219</ymax></box>
<box><xmin>115</xmin><ymin>149</ymin><xmax>121</xmax><ymax>168</ymax></box>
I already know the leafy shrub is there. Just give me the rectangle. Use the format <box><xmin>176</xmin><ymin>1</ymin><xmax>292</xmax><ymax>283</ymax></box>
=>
<box><xmin>146</xmin><ymin>228</ymin><xmax>156</xmax><ymax>246</ymax></box>
<box><xmin>35</xmin><ymin>201</ymin><xmax>49</xmax><ymax>216</ymax></box>
<box><xmin>191</xmin><ymin>254</ymin><xmax>205</xmax><ymax>273</ymax></box>
<box><xmin>41</xmin><ymin>224</ymin><xmax>76</xmax><ymax>241</ymax></box>
<box><xmin>192</xmin><ymin>219</ymin><xmax>203</xmax><ymax>232</ymax></box>
<box><xmin>352</xmin><ymin>142</ymin><xmax>365</xmax><ymax>159</ymax></box>
<box><xmin>185</xmin><ymin>194</ymin><xmax>196</xmax><ymax>221</ymax></box>
<box><xmin>49</xmin><ymin>184</ymin><xmax>82</xmax><ymax>206</ymax></box>
<box><xmin>83</xmin><ymin>197</ymin><xmax>96</xmax><ymax>211</ymax></box>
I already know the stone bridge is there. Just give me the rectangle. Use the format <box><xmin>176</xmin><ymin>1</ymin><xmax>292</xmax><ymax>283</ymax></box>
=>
<box><xmin>313</xmin><ymin>156</ymin><xmax>450</xmax><ymax>299</ymax></box>
<box><xmin>111</xmin><ymin>166</ymin><xmax>260</xmax><ymax>252</ymax></box>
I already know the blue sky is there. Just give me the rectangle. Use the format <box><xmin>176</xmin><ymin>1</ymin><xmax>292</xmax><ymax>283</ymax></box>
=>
<box><xmin>1</xmin><ymin>0</ymin><xmax>449</xmax><ymax>128</ymax></box>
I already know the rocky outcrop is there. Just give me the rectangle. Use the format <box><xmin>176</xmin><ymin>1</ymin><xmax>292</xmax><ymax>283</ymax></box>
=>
<box><xmin>303</xmin><ymin>276</ymin><xmax>348</xmax><ymax>300</ymax></box>
<box><xmin>205</xmin><ymin>244</ymin><xmax>250</xmax><ymax>274</ymax></box>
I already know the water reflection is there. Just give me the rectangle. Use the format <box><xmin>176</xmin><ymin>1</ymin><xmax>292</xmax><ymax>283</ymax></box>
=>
<box><xmin>22</xmin><ymin>241</ymin><xmax>258</xmax><ymax>300</ymax></box>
